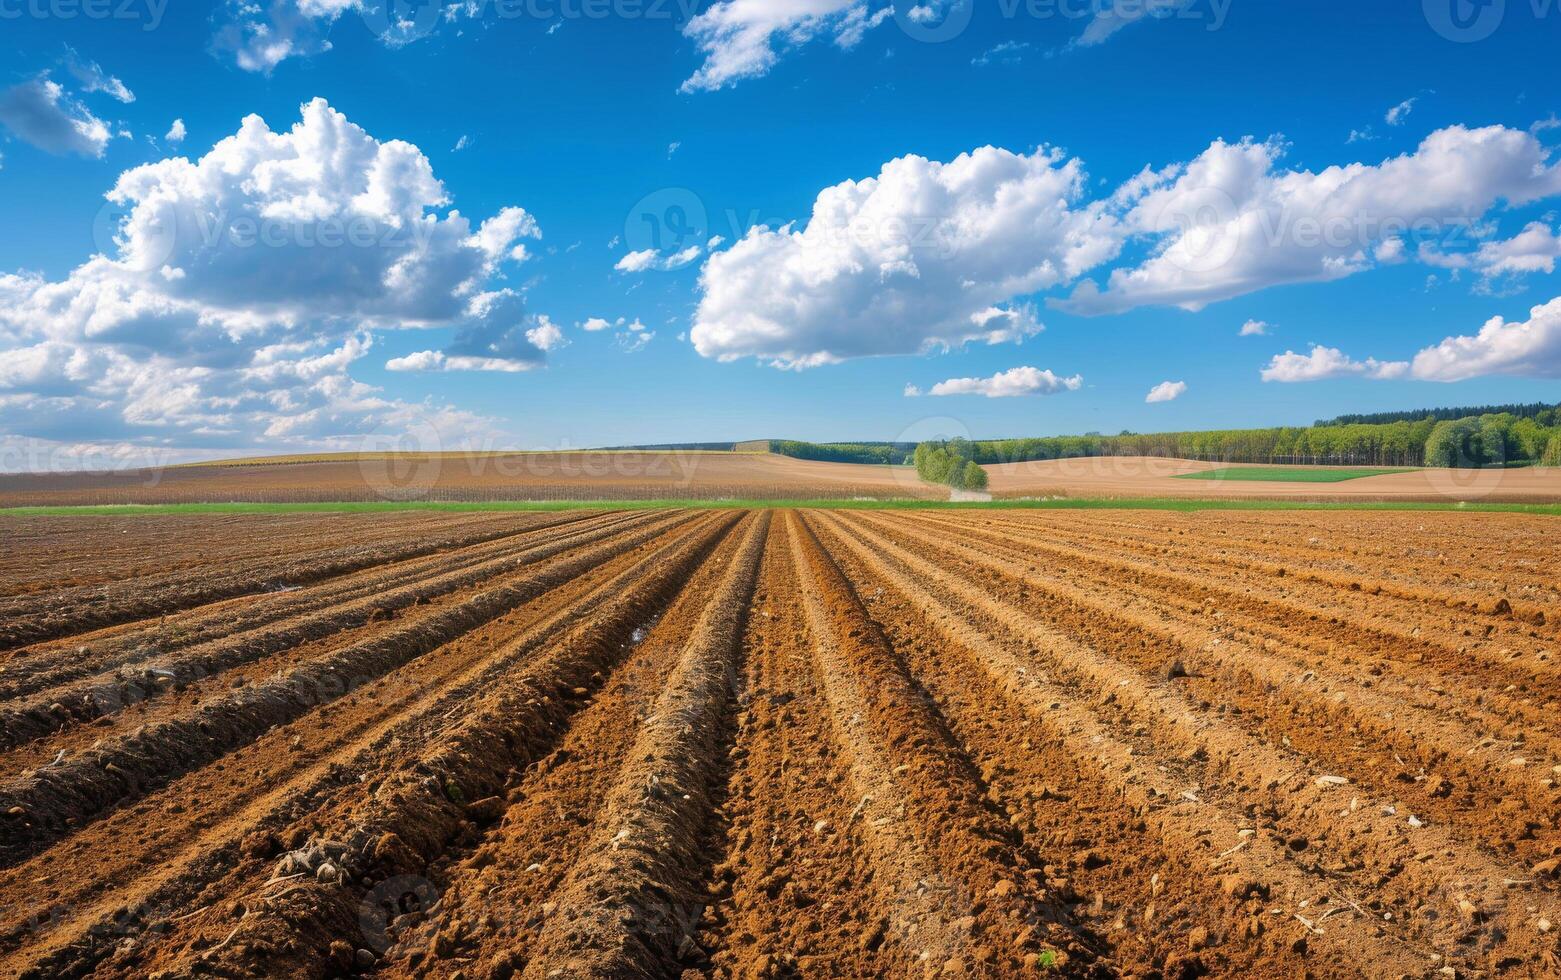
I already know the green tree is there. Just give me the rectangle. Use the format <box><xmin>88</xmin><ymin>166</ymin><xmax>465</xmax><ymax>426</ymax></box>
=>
<box><xmin>1424</xmin><ymin>419</ymin><xmax>1481</xmax><ymax>468</ymax></box>
<box><xmin>960</xmin><ymin>460</ymin><xmax>988</xmax><ymax>491</ymax></box>
<box><xmin>1540</xmin><ymin>434</ymin><xmax>1561</xmax><ymax>467</ymax></box>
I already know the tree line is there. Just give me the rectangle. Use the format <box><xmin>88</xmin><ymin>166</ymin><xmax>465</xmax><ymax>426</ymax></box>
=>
<box><xmin>961</xmin><ymin>412</ymin><xmax>1560</xmax><ymax>469</ymax></box>
<box><xmin>768</xmin><ymin>441</ymin><xmax>916</xmax><ymax>465</ymax></box>
<box><xmin>1318</xmin><ymin>403</ymin><xmax>1561</xmax><ymax>427</ymax></box>
<box><xmin>765</xmin><ymin>402</ymin><xmax>1561</xmax><ymax>471</ymax></box>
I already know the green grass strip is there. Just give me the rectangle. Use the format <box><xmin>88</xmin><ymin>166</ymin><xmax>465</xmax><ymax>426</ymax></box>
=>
<box><xmin>3</xmin><ymin>497</ymin><xmax>1559</xmax><ymax>517</ymax></box>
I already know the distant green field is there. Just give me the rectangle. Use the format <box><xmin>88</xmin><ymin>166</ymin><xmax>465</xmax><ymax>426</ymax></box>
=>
<box><xmin>1177</xmin><ymin>467</ymin><xmax>1413</xmax><ymax>483</ymax></box>
<box><xmin>3</xmin><ymin>497</ymin><xmax>1558</xmax><ymax>517</ymax></box>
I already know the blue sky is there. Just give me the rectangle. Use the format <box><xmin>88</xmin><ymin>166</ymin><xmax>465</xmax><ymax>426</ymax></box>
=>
<box><xmin>1</xmin><ymin>0</ymin><xmax>1559</xmax><ymax>466</ymax></box>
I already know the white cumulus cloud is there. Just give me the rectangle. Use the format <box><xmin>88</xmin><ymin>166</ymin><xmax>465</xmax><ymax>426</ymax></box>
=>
<box><xmin>0</xmin><ymin>76</ymin><xmax>113</xmax><ymax>158</ymax></box>
<box><xmin>165</xmin><ymin>118</ymin><xmax>187</xmax><ymax>144</ymax></box>
<box><xmin>1239</xmin><ymin>318</ymin><xmax>1269</xmax><ymax>336</ymax></box>
<box><xmin>614</xmin><ymin>245</ymin><xmax>703</xmax><ymax>273</ymax></box>
<box><xmin>1057</xmin><ymin>124</ymin><xmax>1561</xmax><ymax>316</ymax></box>
<box><xmin>0</xmin><ymin>98</ymin><xmax>543</xmax><ymax>456</ymax></box>
<box><xmin>1419</xmin><ymin>221</ymin><xmax>1561</xmax><ymax>286</ymax></box>
<box><xmin>1409</xmin><ymin>295</ymin><xmax>1561</xmax><ymax>381</ymax></box>
<box><xmin>1145</xmin><ymin>379</ymin><xmax>1187</xmax><ymax>402</ymax></box>
<box><xmin>1385</xmin><ymin>97</ymin><xmax>1417</xmax><ymax>126</ymax></box>
<box><xmin>1255</xmin><ymin>297</ymin><xmax>1561</xmax><ymax>384</ymax></box>
<box><xmin>924</xmin><ymin>366</ymin><xmax>1083</xmax><ymax>398</ymax></box>
<box><xmin>691</xmin><ymin>145</ymin><xmax>1118</xmax><ymax>369</ymax></box>
<box><xmin>63</xmin><ymin>49</ymin><xmax>135</xmax><ymax>103</ymax></box>
<box><xmin>212</xmin><ymin>0</ymin><xmax>431</xmax><ymax>73</ymax></box>
<box><xmin>1260</xmin><ymin>346</ymin><xmax>1409</xmax><ymax>382</ymax></box>
<box><xmin>680</xmin><ymin>0</ymin><xmax>890</xmax><ymax>93</ymax></box>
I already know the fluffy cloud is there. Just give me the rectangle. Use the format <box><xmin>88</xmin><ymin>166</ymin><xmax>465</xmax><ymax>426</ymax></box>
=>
<box><xmin>1145</xmin><ymin>379</ymin><xmax>1187</xmax><ymax>402</ymax></box>
<box><xmin>524</xmin><ymin>315</ymin><xmax>566</xmax><ymax>351</ymax></box>
<box><xmin>64</xmin><ymin>50</ymin><xmax>135</xmax><ymax>103</ymax></box>
<box><xmin>1239</xmin><ymin>318</ymin><xmax>1269</xmax><ymax>336</ymax></box>
<box><xmin>385</xmin><ymin>293</ymin><xmax>561</xmax><ymax>374</ymax></box>
<box><xmin>165</xmin><ymin>118</ymin><xmax>187</xmax><ymax>144</ymax></box>
<box><xmin>0</xmin><ymin>98</ymin><xmax>541</xmax><ymax>457</ymax></box>
<box><xmin>680</xmin><ymin>0</ymin><xmax>890</xmax><ymax>93</ymax></box>
<box><xmin>919</xmin><ymin>366</ymin><xmax>1083</xmax><ymax>398</ymax></box>
<box><xmin>1260</xmin><ymin>346</ymin><xmax>1408</xmax><ymax>382</ymax></box>
<box><xmin>1257</xmin><ymin>297</ymin><xmax>1561</xmax><ymax>384</ymax></box>
<box><xmin>1385</xmin><ymin>97</ymin><xmax>1417</xmax><ymax>126</ymax></box>
<box><xmin>1057</xmin><ymin>125</ymin><xmax>1561</xmax><ymax>315</ymax></box>
<box><xmin>213</xmin><ymin>0</ymin><xmax>376</xmax><ymax>73</ymax></box>
<box><xmin>614</xmin><ymin>245</ymin><xmax>702</xmax><ymax>273</ymax></box>
<box><xmin>1409</xmin><ymin>296</ymin><xmax>1561</xmax><ymax>380</ymax></box>
<box><xmin>616</xmin><ymin>326</ymin><xmax>655</xmax><ymax>353</ymax></box>
<box><xmin>691</xmin><ymin>146</ymin><xmax>1118</xmax><ymax>369</ymax></box>
<box><xmin>0</xmin><ymin>76</ymin><xmax>113</xmax><ymax>157</ymax></box>
<box><xmin>575</xmin><ymin>315</ymin><xmax>652</xmax><ymax>352</ymax></box>
<box><xmin>1419</xmin><ymin>221</ymin><xmax>1561</xmax><ymax>284</ymax></box>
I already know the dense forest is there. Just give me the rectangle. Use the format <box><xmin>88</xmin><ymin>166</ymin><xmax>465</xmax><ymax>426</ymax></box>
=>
<box><xmin>961</xmin><ymin>412</ymin><xmax>1559</xmax><ymax>468</ymax></box>
<box><xmin>1318</xmin><ymin>404</ymin><xmax>1561</xmax><ymax>426</ymax></box>
<box><xmin>764</xmin><ymin>401</ymin><xmax>1561</xmax><ymax>469</ymax></box>
<box><xmin>768</xmin><ymin>441</ymin><xmax>916</xmax><ymax>465</ymax></box>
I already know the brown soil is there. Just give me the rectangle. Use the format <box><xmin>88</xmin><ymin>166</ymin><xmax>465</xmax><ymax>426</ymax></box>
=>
<box><xmin>0</xmin><ymin>452</ymin><xmax>938</xmax><ymax>506</ymax></box>
<box><xmin>1</xmin><ymin>509</ymin><xmax>1558</xmax><ymax>979</ymax></box>
<box><xmin>985</xmin><ymin>456</ymin><xmax>1561</xmax><ymax>503</ymax></box>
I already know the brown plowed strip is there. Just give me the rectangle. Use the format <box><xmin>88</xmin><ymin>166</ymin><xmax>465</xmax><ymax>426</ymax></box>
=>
<box><xmin>128</xmin><ymin>513</ymin><xmax>742</xmax><ymax>980</ymax></box>
<box><xmin>0</xmin><ymin>510</ymin><xmax>656</xmax><ymax>749</ymax></box>
<box><xmin>783</xmin><ymin>512</ymin><xmax>1099</xmax><ymax>976</ymax></box>
<box><xmin>519</xmin><ymin>512</ymin><xmax>770</xmax><ymax>977</ymax></box>
<box><xmin>806</xmin><ymin>510</ymin><xmax>1341</xmax><ymax>977</ymax></box>
<box><xmin>0</xmin><ymin>509</ymin><xmax>626</xmax><ymax>701</ymax></box>
<box><xmin>0</xmin><ymin>512</ymin><xmax>575</xmax><ymax>650</ymax></box>
<box><xmin>817</xmin><ymin>510</ymin><xmax>1561</xmax><ymax>977</ymax></box>
<box><xmin>1037</xmin><ymin>510</ymin><xmax>1561</xmax><ymax>600</ymax></box>
<box><xmin>0</xmin><ymin>511</ymin><xmax>695</xmax><ymax>865</ymax></box>
<box><xmin>859</xmin><ymin>512</ymin><xmax>1561</xmax><ymax>861</ymax></box>
<box><xmin>367</xmin><ymin>512</ymin><xmax>767</xmax><ymax>979</ymax></box>
<box><xmin>811</xmin><ymin>511</ymin><xmax>1429</xmax><ymax>980</ymax></box>
<box><xmin>918</xmin><ymin>511</ymin><xmax>1560</xmax><ymax>690</ymax></box>
<box><xmin>696</xmin><ymin>517</ymin><xmax>893</xmax><ymax>978</ymax></box>
<box><xmin>0</xmin><ymin>514</ymin><xmax>666</xmax><ymax>786</ymax></box>
<box><xmin>0</xmin><ymin>514</ymin><xmax>720</xmax><ymax>980</ymax></box>
<box><xmin>921</xmin><ymin>510</ymin><xmax>1560</xmax><ymax>721</ymax></box>
<box><xmin>0</xmin><ymin>512</ymin><xmax>499</xmax><ymax>599</ymax></box>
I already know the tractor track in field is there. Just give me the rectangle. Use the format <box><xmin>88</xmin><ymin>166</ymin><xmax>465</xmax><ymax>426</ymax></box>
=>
<box><xmin>2</xmin><ymin>507</ymin><xmax>1558</xmax><ymax>979</ymax></box>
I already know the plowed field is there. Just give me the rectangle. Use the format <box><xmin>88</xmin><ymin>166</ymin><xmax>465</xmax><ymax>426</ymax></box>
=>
<box><xmin>1</xmin><ymin>508</ymin><xmax>1558</xmax><ymax>979</ymax></box>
